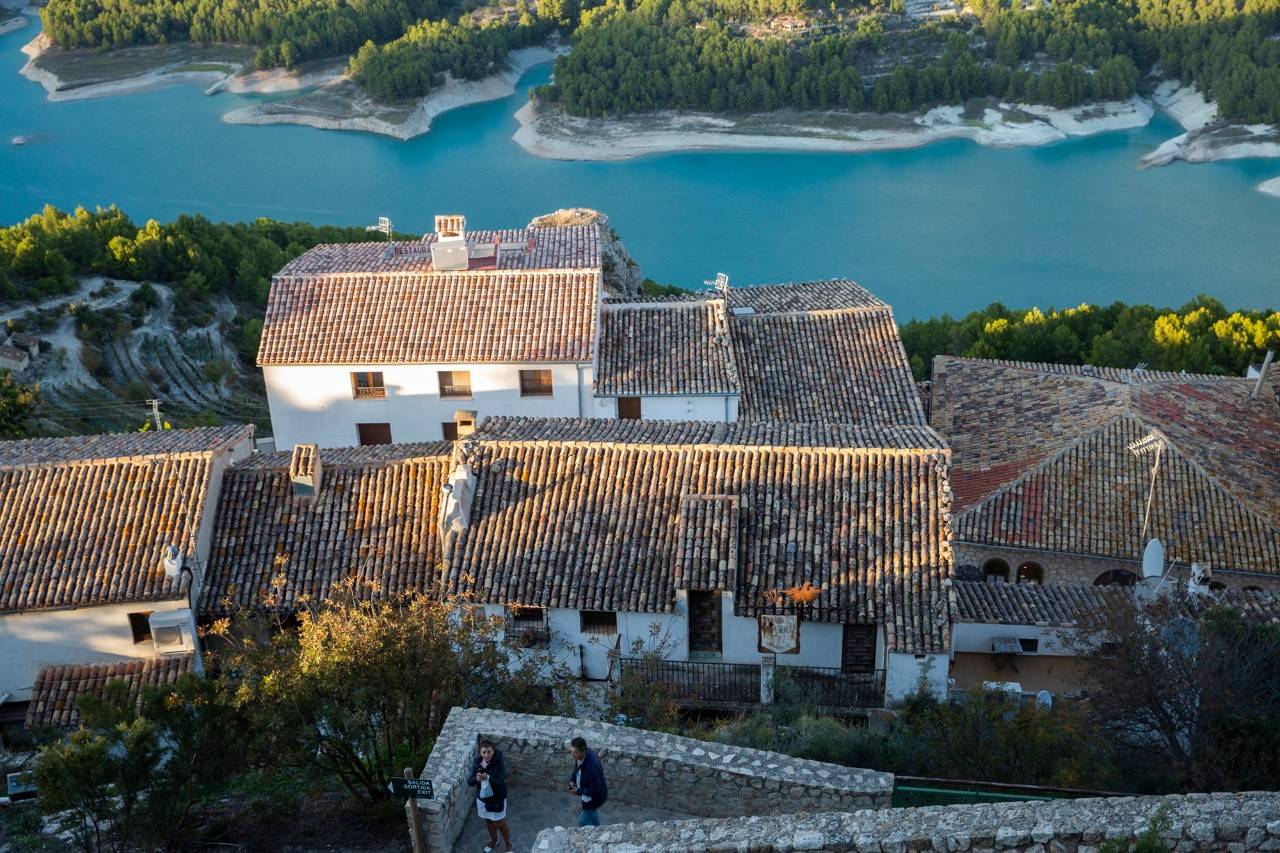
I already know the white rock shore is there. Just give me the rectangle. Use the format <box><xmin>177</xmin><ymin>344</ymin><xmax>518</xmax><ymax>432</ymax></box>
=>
<box><xmin>512</xmin><ymin>97</ymin><xmax>1154</xmax><ymax>161</ymax></box>
<box><xmin>221</xmin><ymin>45</ymin><xmax>563</xmax><ymax>139</ymax></box>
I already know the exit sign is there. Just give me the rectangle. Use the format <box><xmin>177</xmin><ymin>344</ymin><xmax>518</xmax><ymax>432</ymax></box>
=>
<box><xmin>388</xmin><ymin>777</ymin><xmax>434</xmax><ymax>799</ymax></box>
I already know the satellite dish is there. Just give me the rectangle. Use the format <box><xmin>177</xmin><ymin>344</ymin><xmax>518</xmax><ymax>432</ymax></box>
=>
<box><xmin>1035</xmin><ymin>689</ymin><xmax>1053</xmax><ymax>709</ymax></box>
<box><xmin>1142</xmin><ymin>539</ymin><xmax>1165</xmax><ymax>579</ymax></box>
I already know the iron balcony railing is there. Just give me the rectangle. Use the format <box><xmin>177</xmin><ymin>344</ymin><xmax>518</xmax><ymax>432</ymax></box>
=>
<box><xmin>775</xmin><ymin>665</ymin><xmax>885</xmax><ymax>709</ymax></box>
<box><xmin>620</xmin><ymin>657</ymin><xmax>761</xmax><ymax>707</ymax></box>
<box><xmin>520</xmin><ymin>383</ymin><xmax>554</xmax><ymax>397</ymax></box>
<box><xmin>439</xmin><ymin>383</ymin><xmax>472</xmax><ymax>398</ymax></box>
<box><xmin>352</xmin><ymin>385</ymin><xmax>386</xmax><ymax>399</ymax></box>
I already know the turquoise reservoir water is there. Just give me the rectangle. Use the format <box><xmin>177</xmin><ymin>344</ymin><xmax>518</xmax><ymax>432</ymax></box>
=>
<box><xmin>2</xmin><ymin>21</ymin><xmax>1278</xmax><ymax>319</ymax></box>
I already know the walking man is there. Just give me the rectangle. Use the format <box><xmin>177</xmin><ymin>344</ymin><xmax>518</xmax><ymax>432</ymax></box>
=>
<box><xmin>567</xmin><ymin>736</ymin><xmax>608</xmax><ymax>827</ymax></box>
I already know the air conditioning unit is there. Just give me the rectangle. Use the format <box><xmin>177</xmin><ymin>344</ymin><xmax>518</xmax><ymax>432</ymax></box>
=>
<box><xmin>149</xmin><ymin>609</ymin><xmax>196</xmax><ymax>655</ymax></box>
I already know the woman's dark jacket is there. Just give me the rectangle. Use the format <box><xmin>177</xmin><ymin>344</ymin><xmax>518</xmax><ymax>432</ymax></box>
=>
<box><xmin>468</xmin><ymin>749</ymin><xmax>508</xmax><ymax>810</ymax></box>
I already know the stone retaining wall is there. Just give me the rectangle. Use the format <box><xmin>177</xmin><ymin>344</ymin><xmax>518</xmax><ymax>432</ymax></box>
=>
<box><xmin>411</xmin><ymin>707</ymin><xmax>894</xmax><ymax>852</ymax></box>
<box><xmin>533</xmin><ymin>791</ymin><xmax>1280</xmax><ymax>852</ymax></box>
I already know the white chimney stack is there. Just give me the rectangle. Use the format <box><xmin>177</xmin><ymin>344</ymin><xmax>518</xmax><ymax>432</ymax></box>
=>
<box><xmin>432</xmin><ymin>214</ymin><xmax>469</xmax><ymax>271</ymax></box>
<box><xmin>289</xmin><ymin>443</ymin><xmax>322</xmax><ymax>497</ymax></box>
<box><xmin>161</xmin><ymin>544</ymin><xmax>184</xmax><ymax>579</ymax></box>
<box><xmin>438</xmin><ymin>463</ymin><xmax>476</xmax><ymax>557</ymax></box>
<box><xmin>1251</xmin><ymin>349</ymin><xmax>1274</xmax><ymax>400</ymax></box>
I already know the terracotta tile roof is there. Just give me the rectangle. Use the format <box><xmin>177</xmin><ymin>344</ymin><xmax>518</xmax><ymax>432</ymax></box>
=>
<box><xmin>675</xmin><ymin>495</ymin><xmax>739</xmax><ymax>592</ymax></box>
<box><xmin>474</xmin><ymin>415</ymin><xmax>947</xmax><ymax>451</ymax></box>
<box><xmin>201</xmin><ymin>443</ymin><xmax>453</xmax><ymax>614</ymax></box>
<box><xmin>933</xmin><ymin>357</ymin><xmax>1280</xmax><ymax>574</ymax></box>
<box><xmin>446</xmin><ymin>420</ymin><xmax>953</xmax><ymax>654</ymax></box>
<box><xmin>257</xmin><ymin>271</ymin><xmax>600</xmax><ymax>365</ymax></box>
<box><xmin>731</xmin><ymin>306</ymin><xmax>924</xmax><ymax>424</ymax></box>
<box><xmin>725</xmin><ymin>278</ymin><xmax>886</xmax><ymax>313</ymax></box>
<box><xmin>25</xmin><ymin>656</ymin><xmax>195</xmax><ymax>730</ymax></box>
<box><xmin>951</xmin><ymin>581</ymin><xmax>1280</xmax><ymax>629</ymax></box>
<box><xmin>595</xmin><ymin>301</ymin><xmax>739</xmax><ymax>396</ymax></box>
<box><xmin>278</xmin><ymin>226</ymin><xmax>600</xmax><ymax>276</ymax></box>
<box><xmin>0</xmin><ymin>427</ymin><xmax>252</xmax><ymax>613</ymax></box>
<box><xmin>0</xmin><ymin>425</ymin><xmax>249</xmax><ymax>467</ymax></box>
<box><xmin>951</xmin><ymin>580</ymin><xmax>1120</xmax><ymax>626</ymax></box>
<box><xmin>599</xmin><ymin>279</ymin><xmax>923</xmax><ymax>424</ymax></box>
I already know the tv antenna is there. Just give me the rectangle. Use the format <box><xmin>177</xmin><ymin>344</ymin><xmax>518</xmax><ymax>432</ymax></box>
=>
<box><xmin>1128</xmin><ymin>430</ymin><xmax>1166</xmax><ymax>540</ymax></box>
<box><xmin>366</xmin><ymin>216</ymin><xmax>393</xmax><ymax>241</ymax></box>
<box><xmin>704</xmin><ymin>272</ymin><xmax>730</xmax><ymax>300</ymax></box>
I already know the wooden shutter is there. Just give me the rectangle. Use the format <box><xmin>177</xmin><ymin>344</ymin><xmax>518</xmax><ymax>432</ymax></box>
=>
<box><xmin>688</xmin><ymin>591</ymin><xmax>722</xmax><ymax>654</ymax></box>
<box><xmin>841</xmin><ymin>624</ymin><xmax>876</xmax><ymax>673</ymax></box>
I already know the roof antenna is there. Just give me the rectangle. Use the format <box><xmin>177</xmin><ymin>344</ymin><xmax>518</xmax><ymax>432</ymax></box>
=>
<box><xmin>1128</xmin><ymin>430</ymin><xmax>1166</xmax><ymax>541</ymax></box>
<box><xmin>366</xmin><ymin>216</ymin><xmax>392</xmax><ymax>242</ymax></box>
<box><xmin>704</xmin><ymin>272</ymin><xmax>730</xmax><ymax>301</ymax></box>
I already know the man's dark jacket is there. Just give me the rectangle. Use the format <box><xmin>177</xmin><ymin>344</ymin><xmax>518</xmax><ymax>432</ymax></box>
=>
<box><xmin>569</xmin><ymin>748</ymin><xmax>608</xmax><ymax>811</ymax></box>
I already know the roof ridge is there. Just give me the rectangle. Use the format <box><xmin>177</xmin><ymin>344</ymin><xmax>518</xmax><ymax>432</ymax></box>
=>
<box><xmin>462</xmin><ymin>435</ymin><xmax>949</xmax><ymax>457</ymax></box>
<box><xmin>1128</xmin><ymin>410</ymin><xmax>1280</xmax><ymax>539</ymax></box>
<box><xmin>933</xmin><ymin>355</ymin><xmax>1251</xmax><ymax>386</ymax></box>
<box><xmin>0</xmin><ymin>425</ymin><xmax>252</xmax><ymax>470</ymax></box>
<box><xmin>954</xmin><ymin>413</ymin><xmax>1132</xmax><ymax>521</ymax></box>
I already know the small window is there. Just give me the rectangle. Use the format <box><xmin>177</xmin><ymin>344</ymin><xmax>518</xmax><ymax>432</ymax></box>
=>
<box><xmin>1099</xmin><ymin>641</ymin><xmax>1120</xmax><ymax>656</ymax></box>
<box><xmin>580</xmin><ymin>610</ymin><xmax>617</xmax><ymax>635</ymax></box>
<box><xmin>520</xmin><ymin>369</ymin><xmax>554</xmax><ymax>397</ymax></box>
<box><xmin>356</xmin><ymin>422</ymin><xmax>393</xmax><ymax>446</ymax></box>
<box><xmin>442</xmin><ymin>422</ymin><xmax>459</xmax><ymax>441</ymax></box>
<box><xmin>508</xmin><ymin>606</ymin><xmax>548</xmax><ymax>649</ymax></box>
<box><xmin>351</xmin><ymin>371</ymin><xmax>386</xmax><ymax>399</ymax></box>
<box><xmin>1018</xmin><ymin>637</ymin><xmax>1039</xmax><ymax>653</ymax></box>
<box><xmin>1094</xmin><ymin>569</ymin><xmax>1137</xmax><ymax>587</ymax></box>
<box><xmin>438</xmin><ymin>370</ymin><xmax>472</xmax><ymax>399</ymax></box>
<box><xmin>1209</xmin><ymin>580</ymin><xmax>1227</xmax><ymax>593</ymax></box>
<box><xmin>1016</xmin><ymin>562</ymin><xmax>1044</xmax><ymax>585</ymax></box>
<box><xmin>129</xmin><ymin>611</ymin><xmax>153</xmax><ymax>645</ymax></box>
<box><xmin>618</xmin><ymin>397</ymin><xmax>642</xmax><ymax>420</ymax></box>
<box><xmin>983</xmin><ymin>559</ymin><xmax>1009</xmax><ymax>584</ymax></box>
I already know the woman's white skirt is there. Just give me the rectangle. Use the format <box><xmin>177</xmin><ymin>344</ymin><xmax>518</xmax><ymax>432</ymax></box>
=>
<box><xmin>476</xmin><ymin>797</ymin><xmax>507</xmax><ymax>821</ymax></box>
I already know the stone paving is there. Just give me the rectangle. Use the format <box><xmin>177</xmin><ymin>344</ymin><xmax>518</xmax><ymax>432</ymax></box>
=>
<box><xmin>456</xmin><ymin>786</ymin><xmax>695</xmax><ymax>853</ymax></box>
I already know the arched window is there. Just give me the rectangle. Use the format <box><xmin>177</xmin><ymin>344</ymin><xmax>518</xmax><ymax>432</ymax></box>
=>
<box><xmin>1209</xmin><ymin>580</ymin><xmax>1227</xmax><ymax>593</ymax></box>
<box><xmin>1094</xmin><ymin>569</ymin><xmax>1138</xmax><ymax>587</ymax></box>
<box><xmin>983</xmin><ymin>559</ymin><xmax>1010</xmax><ymax>584</ymax></box>
<box><xmin>1016</xmin><ymin>562</ymin><xmax>1044</xmax><ymax>585</ymax></box>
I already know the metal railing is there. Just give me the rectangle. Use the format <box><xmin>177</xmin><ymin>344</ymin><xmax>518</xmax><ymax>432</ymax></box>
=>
<box><xmin>439</xmin><ymin>384</ymin><xmax>472</xmax><ymax>399</ymax></box>
<box><xmin>352</xmin><ymin>385</ymin><xmax>386</xmax><ymax>399</ymax></box>
<box><xmin>775</xmin><ymin>665</ymin><xmax>885</xmax><ymax>709</ymax></box>
<box><xmin>506</xmin><ymin>621</ymin><xmax>550</xmax><ymax>649</ymax></box>
<box><xmin>620</xmin><ymin>657</ymin><xmax>760</xmax><ymax>707</ymax></box>
<box><xmin>520</xmin><ymin>383</ymin><xmax>554</xmax><ymax>397</ymax></box>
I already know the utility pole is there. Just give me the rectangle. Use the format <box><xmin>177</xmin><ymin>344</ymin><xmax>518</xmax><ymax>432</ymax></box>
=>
<box><xmin>146</xmin><ymin>399</ymin><xmax>162</xmax><ymax>430</ymax></box>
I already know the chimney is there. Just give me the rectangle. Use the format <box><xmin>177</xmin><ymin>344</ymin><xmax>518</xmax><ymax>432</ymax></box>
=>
<box><xmin>1251</xmin><ymin>349</ymin><xmax>1274</xmax><ymax>400</ymax></box>
<box><xmin>438</xmin><ymin>463</ymin><xmax>476</xmax><ymax>558</ymax></box>
<box><xmin>432</xmin><ymin>214</ymin><xmax>469</xmax><ymax>271</ymax></box>
<box><xmin>454</xmin><ymin>409</ymin><xmax>478</xmax><ymax>438</ymax></box>
<box><xmin>289</xmin><ymin>443</ymin><xmax>322</xmax><ymax>497</ymax></box>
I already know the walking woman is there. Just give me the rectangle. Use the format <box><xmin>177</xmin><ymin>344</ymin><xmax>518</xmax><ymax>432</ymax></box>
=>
<box><xmin>469</xmin><ymin>739</ymin><xmax>513</xmax><ymax>853</ymax></box>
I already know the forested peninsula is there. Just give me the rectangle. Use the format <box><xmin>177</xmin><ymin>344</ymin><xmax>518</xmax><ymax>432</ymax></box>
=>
<box><xmin>34</xmin><ymin>0</ymin><xmax>1280</xmax><ymax>124</ymax></box>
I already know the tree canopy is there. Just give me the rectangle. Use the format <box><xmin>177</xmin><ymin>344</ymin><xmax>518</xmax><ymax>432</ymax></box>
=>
<box><xmin>900</xmin><ymin>295</ymin><xmax>1279</xmax><ymax>379</ymax></box>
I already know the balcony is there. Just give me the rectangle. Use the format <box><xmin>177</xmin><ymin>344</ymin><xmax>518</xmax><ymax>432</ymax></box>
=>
<box><xmin>439</xmin><ymin>384</ymin><xmax>473</xmax><ymax>399</ymax></box>
<box><xmin>352</xmin><ymin>385</ymin><xmax>386</xmax><ymax>400</ymax></box>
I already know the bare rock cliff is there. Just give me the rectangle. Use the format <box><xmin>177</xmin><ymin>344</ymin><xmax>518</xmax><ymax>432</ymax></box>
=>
<box><xmin>528</xmin><ymin>208</ymin><xmax>643</xmax><ymax>298</ymax></box>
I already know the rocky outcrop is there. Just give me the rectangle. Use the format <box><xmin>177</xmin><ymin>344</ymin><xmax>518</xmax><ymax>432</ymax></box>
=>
<box><xmin>528</xmin><ymin>208</ymin><xmax>643</xmax><ymax>298</ymax></box>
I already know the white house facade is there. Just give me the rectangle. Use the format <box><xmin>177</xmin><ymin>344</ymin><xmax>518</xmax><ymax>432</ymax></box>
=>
<box><xmin>0</xmin><ymin>426</ymin><xmax>253</xmax><ymax>730</ymax></box>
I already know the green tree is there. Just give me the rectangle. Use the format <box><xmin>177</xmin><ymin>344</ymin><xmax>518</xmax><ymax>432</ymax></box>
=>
<box><xmin>0</xmin><ymin>369</ymin><xmax>38</xmax><ymax>438</ymax></box>
<box><xmin>214</xmin><ymin>588</ymin><xmax>580</xmax><ymax>805</ymax></box>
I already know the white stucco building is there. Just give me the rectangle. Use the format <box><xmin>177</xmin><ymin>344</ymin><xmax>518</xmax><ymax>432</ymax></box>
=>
<box><xmin>0</xmin><ymin>426</ymin><xmax>253</xmax><ymax>734</ymax></box>
<box><xmin>258</xmin><ymin>216</ymin><xmax>927</xmax><ymax>448</ymax></box>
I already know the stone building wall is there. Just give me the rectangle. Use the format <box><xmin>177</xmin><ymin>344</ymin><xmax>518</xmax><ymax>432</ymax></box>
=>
<box><xmin>534</xmin><ymin>791</ymin><xmax>1280</xmax><ymax>852</ymax></box>
<box><xmin>410</xmin><ymin>707</ymin><xmax>893</xmax><ymax>852</ymax></box>
<box><xmin>953</xmin><ymin>543</ymin><xmax>1280</xmax><ymax>594</ymax></box>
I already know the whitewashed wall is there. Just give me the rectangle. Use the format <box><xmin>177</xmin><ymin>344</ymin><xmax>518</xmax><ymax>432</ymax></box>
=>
<box><xmin>0</xmin><ymin>599</ymin><xmax>193</xmax><ymax>701</ymax></box>
<box><xmin>885</xmin><ymin>652</ymin><xmax>949</xmax><ymax>703</ymax></box>
<box><xmin>951</xmin><ymin>622</ymin><xmax>1081</xmax><ymax>657</ymax></box>
<box><xmin>591</xmin><ymin>394</ymin><xmax>738</xmax><ymax>422</ymax></box>
<box><xmin>264</xmin><ymin>362</ymin><xmax>592</xmax><ymax>449</ymax></box>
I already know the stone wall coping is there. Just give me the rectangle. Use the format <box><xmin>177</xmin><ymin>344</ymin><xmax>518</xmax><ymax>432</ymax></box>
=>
<box><xmin>532</xmin><ymin>790</ymin><xmax>1280</xmax><ymax>852</ymax></box>
<box><xmin>419</xmin><ymin>707</ymin><xmax>894</xmax><ymax>813</ymax></box>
